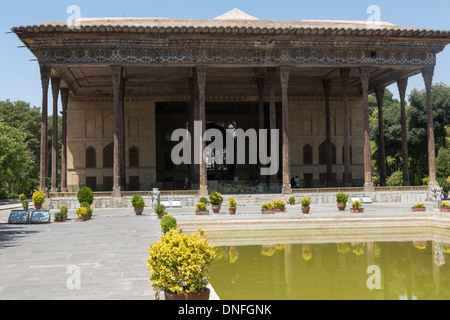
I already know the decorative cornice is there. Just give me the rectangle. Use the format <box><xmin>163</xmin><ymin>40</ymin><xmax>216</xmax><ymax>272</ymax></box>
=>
<box><xmin>34</xmin><ymin>47</ymin><xmax>436</xmax><ymax>67</ymax></box>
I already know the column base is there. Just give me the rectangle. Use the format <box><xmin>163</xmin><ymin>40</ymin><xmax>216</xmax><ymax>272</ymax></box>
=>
<box><xmin>112</xmin><ymin>186</ymin><xmax>122</xmax><ymax>198</ymax></box>
<box><xmin>364</xmin><ymin>181</ymin><xmax>375</xmax><ymax>194</ymax></box>
<box><xmin>199</xmin><ymin>184</ymin><xmax>208</xmax><ymax>197</ymax></box>
<box><xmin>282</xmin><ymin>184</ymin><xmax>292</xmax><ymax>194</ymax></box>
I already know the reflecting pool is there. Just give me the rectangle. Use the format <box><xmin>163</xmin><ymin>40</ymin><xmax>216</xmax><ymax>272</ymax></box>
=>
<box><xmin>209</xmin><ymin>241</ymin><xmax>450</xmax><ymax>300</ymax></box>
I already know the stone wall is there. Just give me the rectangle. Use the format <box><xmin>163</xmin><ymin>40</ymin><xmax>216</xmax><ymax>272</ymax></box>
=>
<box><xmin>67</xmin><ymin>97</ymin><xmax>157</xmax><ymax>191</ymax></box>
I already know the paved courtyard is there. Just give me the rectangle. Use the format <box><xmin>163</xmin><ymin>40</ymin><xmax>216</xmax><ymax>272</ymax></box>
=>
<box><xmin>0</xmin><ymin>200</ymin><xmax>448</xmax><ymax>300</ymax></box>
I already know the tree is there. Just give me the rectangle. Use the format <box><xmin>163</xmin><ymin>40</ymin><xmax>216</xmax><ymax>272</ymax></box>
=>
<box><xmin>0</xmin><ymin>122</ymin><xmax>36</xmax><ymax>195</ymax></box>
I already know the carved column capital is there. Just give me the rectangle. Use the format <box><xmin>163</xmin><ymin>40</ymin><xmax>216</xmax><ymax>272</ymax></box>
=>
<box><xmin>421</xmin><ymin>66</ymin><xmax>435</xmax><ymax>90</ymax></box>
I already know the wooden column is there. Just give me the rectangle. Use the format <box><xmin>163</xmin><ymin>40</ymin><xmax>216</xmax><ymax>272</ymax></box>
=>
<box><xmin>280</xmin><ymin>67</ymin><xmax>292</xmax><ymax>194</ymax></box>
<box><xmin>375</xmin><ymin>87</ymin><xmax>387</xmax><ymax>186</ymax></box>
<box><xmin>268</xmin><ymin>67</ymin><xmax>277</xmax><ymax>183</ymax></box>
<box><xmin>257</xmin><ymin>77</ymin><xmax>265</xmax><ymax>182</ymax></box>
<box><xmin>39</xmin><ymin>65</ymin><xmax>51</xmax><ymax>194</ymax></box>
<box><xmin>195</xmin><ymin>66</ymin><xmax>208</xmax><ymax>196</ymax></box>
<box><xmin>397</xmin><ymin>77</ymin><xmax>410</xmax><ymax>186</ymax></box>
<box><xmin>359</xmin><ymin>67</ymin><xmax>374</xmax><ymax>193</ymax></box>
<box><xmin>189</xmin><ymin>74</ymin><xmax>200</xmax><ymax>185</ymax></box>
<box><xmin>119</xmin><ymin>73</ymin><xmax>126</xmax><ymax>190</ymax></box>
<box><xmin>422</xmin><ymin>66</ymin><xmax>438</xmax><ymax>187</ymax></box>
<box><xmin>323</xmin><ymin>79</ymin><xmax>333</xmax><ymax>187</ymax></box>
<box><xmin>112</xmin><ymin>66</ymin><xmax>124</xmax><ymax>198</ymax></box>
<box><xmin>340</xmin><ymin>68</ymin><xmax>352</xmax><ymax>186</ymax></box>
<box><xmin>60</xmin><ymin>88</ymin><xmax>69</xmax><ymax>193</ymax></box>
<box><xmin>50</xmin><ymin>76</ymin><xmax>61</xmax><ymax>193</ymax></box>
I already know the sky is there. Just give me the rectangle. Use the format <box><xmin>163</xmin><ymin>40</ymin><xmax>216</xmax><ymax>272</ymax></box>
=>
<box><xmin>1</xmin><ymin>0</ymin><xmax>449</xmax><ymax>114</ymax></box>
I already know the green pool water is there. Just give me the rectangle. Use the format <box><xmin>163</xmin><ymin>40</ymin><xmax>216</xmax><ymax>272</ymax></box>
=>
<box><xmin>209</xmin><ymin>241</ymin><xmax>450</xmax><ymax>300</ymax></box>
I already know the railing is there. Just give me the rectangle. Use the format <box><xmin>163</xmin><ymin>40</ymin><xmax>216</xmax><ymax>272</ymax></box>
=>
<box><xmin>374</xmin><ymin>186</ymin><xmax>428</xmax><ymax>192</ymax></box>
<box><xmin>292</xmin><ymin>187</ymin><xmax>364</xmax><ymax>194</ymax></box>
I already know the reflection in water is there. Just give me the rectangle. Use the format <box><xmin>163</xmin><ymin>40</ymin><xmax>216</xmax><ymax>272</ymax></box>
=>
<box><xmin>209</xmin><ymin>241</ymin><xmax>450</xmax><ymax>300</ymax></box>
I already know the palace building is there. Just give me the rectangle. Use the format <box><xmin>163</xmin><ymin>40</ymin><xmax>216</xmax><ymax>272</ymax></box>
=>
<box><xmin>12</xmin><ymin>9</ymin><xmax>450</xmax><ymax>201</ymax></box>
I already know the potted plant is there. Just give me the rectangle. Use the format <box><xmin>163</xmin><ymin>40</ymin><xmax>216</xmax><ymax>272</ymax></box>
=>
<box><xmin>289</xmin><ymin>196</ymin><xmax>296</xmax><ymax>205</ymax></box>
<box><xmin>208</xmin><ymin>192</ymin><xmax>223</xmax><ymax>213</ymax></box>
<box><xmin>273</xmin><ymin>200</ymin><xmax>286</xmax><ymax>212</ymax></box>
<box><xmin>261</xmin><ymin>202</ymin><xmax>275</xmax><ymax>214</ymax></box>
<box><xmin>199</xmin><ymin>197</ymin><xmax>209</xmax><ymax>205</ymax></box>
<box><xmin>160</xmin><ymin>215</ymin><xmax>180</xmax><ymax>234</ymax></box>
<box><xmin>22</xmin><ymin>200</ymin><xmax>29</xmax><ymax>211</ymax></box>
<box><xmin>131</xmin><ymin>194</ymin><xmax>145</xmax><ymax>215</ymax></box>
<box><xmin>80</xmin><ymin>202</ymin><xmax>93</xmax><ymax>219</ymax></box>
<box><xmin>228</xmin><ymin>197</ymin><xmax>237</xmax><ymax>215</ymax></box>
<box><xmin>301</xmin><ymin>196</ymin><xmax>311</xmax><ymax>214</ymax></box>
<box><xmin>350</xmin><ymin>200</ymin><xmax>364</xmax><ymax>213</ymax></box>
<box><xmin>54</xmin><ymin>205</ymin><xmax>69</xmax><ymax>222</ymax></box>
<box><xmin>54</xmin><ymin>210</ymin><xmax>67</xmax><ymax>223</ymax></box>
<box><xmin>19</xmin><ymin>194</ymin><xmax>26</xmax><ymax>203</ymax></box>
<box><xmin>76</xmin><ymin>206</ymin><xmax>89</xmax><ymax>221</ymax></box>
<box><xmin>148</xmin><ymin>228</ymin><xmax>215</xmax><ymax>300</ymax></box>
<box><xmin>32</xmin><ymin>189</ymin><xmax>45</xmax><ymax>209</ymax></box>
<box><xmin>441</xmin><ymin>201</ymin><xmax>450</xmax><ymax>213</ymax></box>
<box><xmin>155</xmin><ymin>204</ymin><xmax>167</xmax><ymax>219</ymax></box>
<box><xmin>336</xmin><ymin>193</ymin><xmax>349</xmax><ymax>211</ymax></box>
<box><xmin>412</xmin><ymin>202</ymin><xmax>426</xmax><ymax>212</ymax></box>
<box><xmin>195</xmin><ymin>202</ymin><xmax>209</xmax><ymax>215</ymax></box>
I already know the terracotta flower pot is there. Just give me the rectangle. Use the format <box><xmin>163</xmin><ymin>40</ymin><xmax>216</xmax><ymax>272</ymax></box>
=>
<box><xmin>229</xmin><ymin>207</ymin><xmax>236</xmax><ymax>215</ymax></box>
<box><xmin>134</xmin><ymin>207</ymin><xmax>144</xmax><ymax>215</ymax></box>
<box><xmin>412</xmin><ymin>207</ymin><xmax>426</xmax><ymax>212</ymax></box>
<box><xmin>350</xmin><ymin>208</ymin><xmax>364</xmax><ymax>213</ymax></box>
<box><xmin>337</xmin><ymin>203</ymin><xmax>346</xmax><ymax>211</ymax></box>
<box><xmin>195</xmin><ymin>210</ymin><xmax>209</xmax><ymax>216</ymax></box>
<box><xmin>34</xmin><ymin>203</ymin><xmax>42</xmax><ymax>210</ymax></box>
<box><xmin>301</xmin><ymin>206</ymin><xmax>310</xmax><ymax>214</ymax></box>
<box><xmin>274</xmin><ymin>208</ymin><xmax>286</xmax><ymax>212</ymax></box>
<box><xmin>290</xmin><ymin>202</ymin><xmax>295</xmax><ymax>206</ymax></box>
<box><xmin>164</xmin><ymin>288</ymin><xmax>210</xmax><ymax>301</ymax></box>
<box><xmin>261</xmin><ymin>209</ymin><xmax>275</xmax><ymax>214</ymax></box>
<box><xmin>440</xmin><ymin>207</ymin><xmax>450</xmax><ymax>213</ymax></box>
<box><xmin>211</xmin><ymin>205</ymin><xmax>221</xmax><ymax>213</ymax></box>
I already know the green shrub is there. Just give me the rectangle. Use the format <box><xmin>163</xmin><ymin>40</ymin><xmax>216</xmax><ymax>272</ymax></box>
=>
<box><xmin>336</xmin><ymin>193</ymin><xmax>349</xmax><ymax>204</ymax></box>
<box><xmin>22</xmin><ymin>200</ymin><xmax>29</xmax><ymax>210</ymax></box>
<box><xmin>289</xmin><ymin>196</ymin><xmax>296</xmax><ymax>203</ymax></box>
<box><xmin>131</xmin><ymin>194</ymin><xmax>145</xmax><ymax>208</ymax></box>
<box><xmin>155</xmin><ymin>204</ymin><xmax>166</xmax><ymax>216</ymax></box>
<box><xmin>199</xmin><ymin>197</ymin><xmax>208</xmax><ymax>204</ymax></box>
<box><xmin>60</xmin><ymin>205</ymin><xmax>68</xmax><ymax>215</ymax></box>
<box><xmin>161</xmin><ymin>215</ymin><xmax>179</xmax><ymax>234</ymax></box>
<box><xmin>77</xmin><ymin>187</ymin><xmax>93</xmax><ymax>205</ymax></box>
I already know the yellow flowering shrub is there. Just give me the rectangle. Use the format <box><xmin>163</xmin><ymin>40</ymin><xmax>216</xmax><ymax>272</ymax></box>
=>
<box><xmin>272</xmin><ymin>200</ymin><xmax>286</xmax><ymax>208</ymax></box>
<box><xmin>352</xmin><ymin>200</ymin><xmax>362</xmax><ymax>208</ymax></box>
<box><xmin>441</xmin><ymin>201</ymin><xmax>450</xmax><ymax>208</ymax></box>
<box><xmin>76</xmin><ymin>207</ymin><xmax>88</xmax><ymax>218</ymax></box>
<box><xmin>228</xmin><ymin>197</ymin><xmax>237</xmax><ymax>208</ymax></box>
<box><xmin>195</xmin><ymin>202</ymin><xmax>207</xmax><ymax>211</ymax></box>
<box><xmin>147</xmin><ymin>228</ymin><xmax>215</xmax><ymax>299</ymax></box>
<box><xmin>32</xmin><ymin>189</ymin><xmax>45</xmax><ymax>205</ymax></box>
<box><xmin>261</xmin><ymin>202</ymin><xmax>274</xmax><ymax>210</ymax></box>
<box><xmin>208</xmin><ymin>192</ymin><xmax>223</xmax><ymax>205</ymax></box>
<box><xmin>413</xmin><ymin>202</ymin><xmax>425</xmax><ymax>208</ymax></box>
<box><xmin>301</xmin><ymin>196</ymin><xmax>310</xmax><ymax>207</ymax></box>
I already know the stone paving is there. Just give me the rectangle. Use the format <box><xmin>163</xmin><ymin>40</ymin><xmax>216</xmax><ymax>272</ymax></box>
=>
<box><xmin>0</xmin><ymin>200</ymin><xmax>448</xmax><ymax>300</ymax></box>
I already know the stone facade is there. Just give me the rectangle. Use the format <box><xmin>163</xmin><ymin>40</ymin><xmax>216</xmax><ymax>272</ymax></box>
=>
<box><xmin>67</xmin><ymin>98</ymin><xmax>156</xmax><ymax>191</ymax></box>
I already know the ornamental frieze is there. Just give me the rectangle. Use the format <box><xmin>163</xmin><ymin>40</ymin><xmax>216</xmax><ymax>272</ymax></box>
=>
<box><xmin>37</xmin><ymin>47</ymin><xmax>436</xmax><ymax>66</ymax></box>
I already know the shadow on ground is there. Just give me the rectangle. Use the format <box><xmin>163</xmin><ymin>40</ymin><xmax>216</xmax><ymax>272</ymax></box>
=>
<box><xmin>0</xmin><ymin>224</ymin><xmax>39</xmax><ymax>251</ymax></box>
